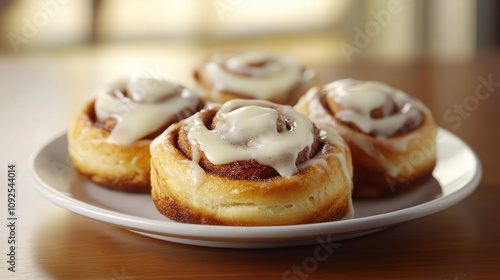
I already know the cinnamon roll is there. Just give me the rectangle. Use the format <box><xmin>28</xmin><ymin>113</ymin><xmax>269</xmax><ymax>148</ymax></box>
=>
<box><xmin>150</xmin><ymin>99</ymin><xmax>353</xmax><ymax>226</ymax></box>
<box><xmin>193</xmin><ymin>51</ymin><xmax>316</xmax><ymax>105</ymax></box>
<box><xmin>295</xmin><ymin>79</ymin><xmax>437</xmax><ymax>198</ymax></box>
<box><xmin>68</xmin><ymin>77</ymin><xmax>204</xmax><ymax>192</ymax></box>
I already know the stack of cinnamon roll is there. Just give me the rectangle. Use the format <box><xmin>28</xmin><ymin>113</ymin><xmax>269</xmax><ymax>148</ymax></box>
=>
<box><xmin>68</xmin><ymin>51</ymin><xmax>437</xmax><ymax>226</ymax></box>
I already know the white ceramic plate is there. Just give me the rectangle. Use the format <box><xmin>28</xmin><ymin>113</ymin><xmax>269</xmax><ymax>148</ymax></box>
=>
<box><xmin>30</xmin><ymin>129</ymin><xmax>481</xmax><ymax>248</ymax></box>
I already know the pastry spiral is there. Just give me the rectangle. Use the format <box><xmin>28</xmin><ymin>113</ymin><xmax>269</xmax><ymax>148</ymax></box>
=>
<box><xmin>68</xmin><ymin>77</ymin><xmax>204</xmax><ymax>192</ymax></box>
<box><xmin>150</xmin><ymin>99</ymin><xmax>353</xmax><ymax>225</ymax></box>
<box><xmin>295</xmin><ymin>79</ymin><xmax>437</xmax><ymax>197</ymax></box>
<box><xmin>193</xmin><ymin>51</ymin><xmax>316</xmax><ymax>105</ymax></box>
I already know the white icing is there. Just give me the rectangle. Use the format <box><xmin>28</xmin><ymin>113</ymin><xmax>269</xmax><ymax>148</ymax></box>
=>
<box><xmin>94</xmin><ymin>77</ymin><xmax>200</xmax><ymax>145</ymax></box>
<box><xmin>186</xmin><ymin>99</ymin><xmax>315</xmax><ymax>178</ymax></box>
<box><xmin>204</xmin><ymin>52</ymin><xmax>304</xmax><ymax>100</ymax></box>
<box><xmin>333</xmin><ymin>149</ymin><xmax>354</xmax><ymax>218</ymax></box>
<box><xmin>295</xmin><ymin>88</ymin><xmax>352</xmax><ymax>179</ymax></box>
<box><xmin>297</xmin><ymin>79</ymin><xmax>430</xmax><ymax>176</ymax></box>
<box><xmin>294</xmin><ymin>92</ymin><xmax>354</xmax><ymax>216</ymax></box>
<box><xmin>325</xmin><ymin>79</ymin><xmax>424</xmax><ymax>137</ymax></box>
<box><xmin>297</xmin><ymin>156</ymin><xmax>328</xmax><ymax>171</ymax></box>
<box><xmin>188</xmin><ymin>146</ymin><xmax>206</xmax><ymax>206</ymax></box>
<box><xmin>125</xmin><ymin>77</ymin><xmax>176</xmax><ymax>102</ymax></box>
<box><xmin>151</xmin><ymin>129</ymin><xmax>204</xmax><ymax>206</ymax></box>
<box><xmin>332</xmin><ymin>82</ymin><xmax>389</xmax><ymax>113</ymax></box>
<box><xmin>337</xmin><ymin>124</ymin><xmax>399</xmax><ymax>177</ymax></box>
<box><xmin>217</xmin><ymin>106</ymin><xmax>280</xmax><ymax>146</ymax></box>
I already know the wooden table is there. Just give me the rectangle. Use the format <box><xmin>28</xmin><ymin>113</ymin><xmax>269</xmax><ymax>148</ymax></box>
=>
<box><xmin>1</xmin><ymin>42</ymin><xmax>499</xmax><ymax>279</ymax></box>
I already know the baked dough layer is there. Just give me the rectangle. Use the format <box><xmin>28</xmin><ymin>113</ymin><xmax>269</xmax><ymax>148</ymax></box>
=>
<box><xmin>150</xmin><ymin>122</ymin><xmax>353</xmax><ymax>226</ymax></box>
<box><xmin>295</xmin><ymin>82</ymin><xmax>437</xmax><ymax>198</ymax></box>
<box><xmin>68</xmin><ymin>101</ymin><xmax>152</xmax><ymax>192</ymax></box>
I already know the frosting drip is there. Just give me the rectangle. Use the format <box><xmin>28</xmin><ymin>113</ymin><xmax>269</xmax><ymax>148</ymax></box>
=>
<box><xmin>204</xmin><ymin>52</ymin><xmax>304</xmax><ymax>100</ymax></box>
<box><xmin>185</xmin><ymin>99</ymin><xmax>316</xmax><ymax>178</ymax></box>
<box><xmin>298</xmin><ymin>79</ymin><xmax>430</xmax><ymax>176</ymax></box>
<box><xmin>324</xmin><ymin>79</ymin><xmax>424</xmax><ymax>137</ymax></box>
<box><xmin>94</xmin><ymin>77</ymin><xmax>201</xmax><ymax>145</ymax></box>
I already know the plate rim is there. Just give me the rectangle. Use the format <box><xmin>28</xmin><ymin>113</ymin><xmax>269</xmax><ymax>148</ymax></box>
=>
<box><xmin>30</xmin><ymin>128</ymin><xmax>482</xmax><ymax>243</ymax></box>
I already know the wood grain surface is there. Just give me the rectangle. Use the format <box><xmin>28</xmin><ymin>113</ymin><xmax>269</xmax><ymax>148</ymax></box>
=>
<box><xmin>0</xmin><ymin>43</ymin><xmax>498</xmax><ymax>280</ymax></box>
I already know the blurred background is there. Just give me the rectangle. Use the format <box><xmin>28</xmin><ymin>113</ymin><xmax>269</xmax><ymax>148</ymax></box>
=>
<box><xmin>3</xmin><ymin>0</ymin><xmax>498</xmax><ymax>134</ymax></box>
<box><xmin>0</xmin><ymin>0</ymin><xmax>498</xmax><ymax>134</ymax></box>
<box><xmin>0</xmin><ymin>0</ymin><xmax>493</xmax><ymax>62</ymax></box>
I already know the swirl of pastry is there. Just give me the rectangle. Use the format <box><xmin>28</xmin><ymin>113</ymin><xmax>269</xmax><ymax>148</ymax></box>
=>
<box><xmin>150</xmin><ymin>99</ymin><xmax>353</xmax><ymax>226</ymax></box>
<box><xmin>194</xmin><ymin>51</ymin><xmax>316</xmax><ymax>105</ymax></box>
<box><xmin>94</xmin><ymin>77</ymin><xmax>203</xmax><ymax>145</ymax></box>
<box><xmin>68</xmin><ymin>77</ymin><xmax>204</xmax><ymax>192</ymax></box>
<box><xmin>295</xmin><ymin>79</ymin><xmax>437</xmax><ymax>198</ymax></box>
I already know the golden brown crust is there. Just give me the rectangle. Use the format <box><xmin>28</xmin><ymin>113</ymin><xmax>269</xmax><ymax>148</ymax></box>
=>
<box><xmin>68</xmin><ymin>100</ymin><xmax>152</xmax><ymax>192</ymax></box>
<box><xmin>150</xmin><ymin>119</ymin><xmax>353</xmax><ymax>226</ymax></box>
<box><xmin>295</xmin><ymin>88</ymin><xmax>437</xmax><ymax>198</ymax></box>
<box><xmin>346</xmin><ymin>115</ymin><xmax>436</xmax><ymax>197</ymax></box>
<box><xmin>152</xmin><ymin>185</ymin><xmax>349</xmax><ymax>226</ymax></box>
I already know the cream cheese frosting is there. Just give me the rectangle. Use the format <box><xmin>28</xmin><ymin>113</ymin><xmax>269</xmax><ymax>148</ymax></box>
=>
<box><xmin>298</xmin><ymin>79</ymin><xmax>430</xmax><ymax>177</ymax></box>
<box><xmin>94</xmin><ymin>77</ymin><xmax>200</xmax><ymax>145</ymax></box>
<box><xmin>203</xmin><ymin>52</ymin><xmax>305</xmax><ymax>101</ymax></box>
<box><xmin>323</xmin><ymin>79</ymin><xmax>424</xmax><ymax>137</ymax></box>
<box><xmin>185</xmin><ymin>100</ymin><xmax>315</xmax><ymax>178</ymax></box>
